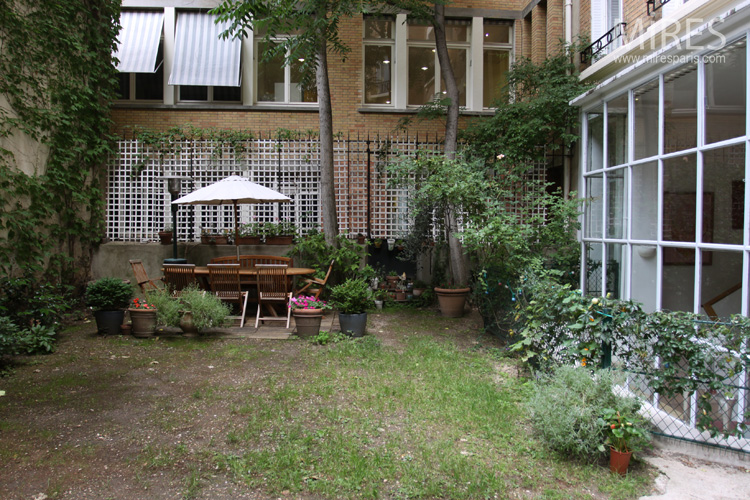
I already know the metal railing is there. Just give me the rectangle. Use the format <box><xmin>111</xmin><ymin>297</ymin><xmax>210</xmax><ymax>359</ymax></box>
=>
<box><xmin>581</xmin><ymin>23</ymin><xmax>628</xmax><ymax>64</ymax></box>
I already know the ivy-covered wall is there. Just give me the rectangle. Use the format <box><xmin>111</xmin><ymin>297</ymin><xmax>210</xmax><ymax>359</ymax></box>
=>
<box><xmin>0</xmin><ymin>0</ymin><xmax>121</xmax><ymax>284</ymax></box>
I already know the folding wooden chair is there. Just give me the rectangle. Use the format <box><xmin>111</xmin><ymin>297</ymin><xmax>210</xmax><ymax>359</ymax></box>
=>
<box><xmin>208</xmin><ymin>264</ymin><xmax>249</xmax><ymax>328</ymax></box>
<box><xmin>129</xmin><ymin>259</ymin><xmax>163</xmax><ymax>293</ymax></box>
<box><xmin>255</xmin><ymin>264</ymin><xmax>292</xmax><ymax>329</ymax></box>
<box><xmin>295</xmin><ymin>260</ymin><xmax>334</xmax><ymax>299</ymax></box>
<box><xmin>163</xmin><ymin>264</ymin><xmax>197</xmax><ymax>295</ymax></box>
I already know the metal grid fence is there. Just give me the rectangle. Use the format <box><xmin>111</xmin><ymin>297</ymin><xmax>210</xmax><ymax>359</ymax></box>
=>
<box><xmin>107</xmin><ymin>134</ymin><xmax>442</xmax><ymax>243</ymax></box>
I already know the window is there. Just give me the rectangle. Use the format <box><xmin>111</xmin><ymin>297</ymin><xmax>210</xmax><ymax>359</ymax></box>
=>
<box><xmin>590</xmin><ymin>0</ymin><xmax>624</xmax><ymax>56</ymax></box>
<box><xmin>482</xmin><ymin>20</ymin><xmax>512</xmax><ymax>107</ymax></box>
<box><xmin>114</xmin><ymin>10</ymin><xmax>164</xmax><ymax>101</ymax></box>
<box><xmin>179</xmin><ymin>86</ymin><xmax>241</xmax><ymax>103</ymax></box>
<box><xmin>363</xmin><ymin>16</ymin><xmax>394</xmax><ymax>105</ymax></box>
<box><xmin>256</xmin><ymin>39</ymin><xmax>317</xmax><ymax>103</ymax></box>
<box><xmin>407</xmin><ymin>19</ymin><xmax>469</xmax><ymax>107</ymax></box>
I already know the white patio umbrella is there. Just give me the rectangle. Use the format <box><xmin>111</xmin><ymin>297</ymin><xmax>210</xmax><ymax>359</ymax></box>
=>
<box><xmin>172</xmin><ymin>175</ymin><xmax>291</xmax><ymax>256</ymax></box>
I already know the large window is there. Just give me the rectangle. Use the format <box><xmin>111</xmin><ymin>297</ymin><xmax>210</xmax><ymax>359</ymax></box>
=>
<box><xmin>256</xmin><ymin>39</ymin><xmax>317</xmax><ymax>104</ymax></box>
<box><xmin>580</xmin><ymin>35</ymin><xmax>749</xmax><ymax>317</ymax></box>
<box><xmin>482</xmin><ymin>20</ymin><xmax>512</xmax><ymax>107</ymax></box>
<box><xmin>364</xmin><ymin>16</ymin><xmax>394</xmax><ymax>105</ymax></box>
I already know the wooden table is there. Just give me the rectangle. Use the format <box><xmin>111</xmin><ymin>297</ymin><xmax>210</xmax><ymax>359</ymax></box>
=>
<box><xmin>192</xmin><ymin>266</ymin><xmax>316</xmax><ymax>279</ymax></box>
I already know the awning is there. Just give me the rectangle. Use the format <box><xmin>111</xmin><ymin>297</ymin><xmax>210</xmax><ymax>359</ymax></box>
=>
<box><xmin>114</xmin><ymin>11</ymin><xmax>164</xmax><ymax>73</ymax></box>
<box><xmin>168</xmin><ymin>12</ymin><xmax>241</xmax><ymax>87</ymax></box>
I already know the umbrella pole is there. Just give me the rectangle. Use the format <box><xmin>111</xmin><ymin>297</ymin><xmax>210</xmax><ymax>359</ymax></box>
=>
<box><xmin>234</xmin><ymin>201</ymin><xmax>240</xmax><ymax>259</ymax></box>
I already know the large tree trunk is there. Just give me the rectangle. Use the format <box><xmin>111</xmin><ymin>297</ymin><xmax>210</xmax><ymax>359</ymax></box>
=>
<box><xmin>434</xmin><ymin>4</ymin><xmax>468</xmax><ymax>285</ymax></box>
<box><xmin>316</xmin><ymin>37</ymin><xmax>338</xmax><ymax>247</ymax></box>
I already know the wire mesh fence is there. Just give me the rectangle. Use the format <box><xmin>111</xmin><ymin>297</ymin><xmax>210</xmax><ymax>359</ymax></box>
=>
<box><xmin>107</xmin><ymin>134</ymin><xmax>443</xmax><ymax>243</ymax></box>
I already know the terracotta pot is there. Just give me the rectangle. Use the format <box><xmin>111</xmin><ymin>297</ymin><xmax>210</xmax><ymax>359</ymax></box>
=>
<box><xmin>179</xmin><ymin>310</ymin><xmax>200</xmax><ymax>336</ymax></box>
<box><xmin>293</xmin><ymin>308</ymin><xmax>323</xmax><ymax>337</ymax></box>
<box><xmin>412</xmin><ymin>288</ymin><xmax>425</xmax><ymax>297</ymax></box>
<box><xmin>236</xmin><ymin>236</ymin><xmax>262</xmax><ymax>245</ymax></box>
<box><xmin>385</xmin><ymin>276</ymin><xmax>399</xmax><ymax>289</ymax></box>
<box><xmin>158</xmin><ymin>231</ymin><xmax>172</xmax><ymax>245</ymax></box>
<box><xmin>434</xmin><ymin>287</ymin><xmax>470</xmax><ymax>318</ymax></box>
<box><xmin>129</xmin><ymin>308</ymin><xmax>157</xmax><ymax>338</ymax></box>
<box><xmin>265</xmin><ymin>235</ymin><xmax>294</xmax><ymax>245</ymax></box>
<box><xmin>395</xmin><ymin>291</ymin><xmax>406</xmax><ymax>301</ymax></box>
<box><xmin>609</xmin><ymin>448</ymin><xmax>632</xmax><ymax>475</ymax></box>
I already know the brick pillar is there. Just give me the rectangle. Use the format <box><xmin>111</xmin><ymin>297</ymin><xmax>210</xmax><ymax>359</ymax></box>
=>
<box><xmin>531</xmin><ymin>4</ymin><xmax>548</xmax><ymax>64</ymax></box>
<box><xmin>546</xmin><ymin>0</ymin><xmax>564</xmax><ymax>55</ymax></box>
<box><xmin>521</xmin><ymin>15</ymin><xmax>532</xmax><ymax>60</ymax></box>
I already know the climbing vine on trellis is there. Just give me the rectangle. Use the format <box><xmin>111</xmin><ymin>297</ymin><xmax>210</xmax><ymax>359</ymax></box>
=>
<box><xmin>0</xmin><ymin>0</ymin><xmax>121</xmax><ymax>283</ymax></box>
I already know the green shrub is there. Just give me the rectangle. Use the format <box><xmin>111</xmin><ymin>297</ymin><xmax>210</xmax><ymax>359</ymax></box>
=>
<box><xmin>527</xmin><ymin>365</ymin><xmax>641</xmax><ymax>461</ymax></box>
<box><xmin>145</xmin><ymin>289</ymin><xmax>182</xmax><ymax>327</ymax></box>
<box><xmin>15</xmin><ymin>323</ymin><xmax>56</xmax><ymax>355</ymax></box>
<box><xmin>0</xmin><ymin>275</ymin><xmax>73</xmax><ymax>327</ymax></box>
<box><xmin>287</xmin><ymin>230</ymin><xmax>367</xmax><ymax>285</ymax></box>
<box><xmin>85</xmin><ymin>278</ymin><xmax>133</xmax><ymax>311</ymax></box>
<box><xmin>309</xmin><ymin>330</ymin><xmax>347</xmax><ymax>345</ymax></box>
<box><xmin>0</xmin><ymin>316</ymin><xmax>21</xmax><ymax>357</ymax></box>
<box><xmin>177</xmin><ymin>286</ymin><xmax>232</xmax><ymax>331</ymax></box>
<box><xmin>329</xmin><ymin>278</ymin><xmax>372</xmax><ymax>314</ymax></box>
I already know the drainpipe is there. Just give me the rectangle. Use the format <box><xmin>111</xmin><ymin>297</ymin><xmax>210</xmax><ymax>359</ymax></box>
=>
<box><xmin>564</xmin><ymin>0</ymin><xmax>574</xmax><ymax>200</ymax></box>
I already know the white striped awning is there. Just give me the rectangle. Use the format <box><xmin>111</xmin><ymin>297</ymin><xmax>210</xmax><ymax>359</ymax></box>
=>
<box><xmin>168</xmin><ymin>12</ymin><xmax>241</xmax><ymax>87</ymax></box>
<box><xmin>114</xmin><ymin>11</ymin><xmax>164</xmax><ymax>73</ymax></box>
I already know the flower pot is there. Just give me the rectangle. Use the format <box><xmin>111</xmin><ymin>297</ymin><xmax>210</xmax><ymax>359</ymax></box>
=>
<box><xmin>129</xmin><ymin>308</ymin><xmax>157</xmax><ymax>338</ymax></box>
<box><xmin>609</xmin><ymin>448</ymin><xmax>632</xmax><ymax>475</ymax></box>
<box><xmin>201</xmin><ymin>235</ymin><xmax>229</xmax><ymax>245</ymax></box>
<box><xmin>434</xmin><ymin>287</ymin><xmax>470</xmax><ymax>318</ymax></box>
<box><xmin>395</xmin><ymin>291</ymin><xmax>406</xmax><ymax>301</ymax></box>
<box><xmin>265</xmin><ymin>235</ymin><xmax>294</xmax><ymax>245</ymax></box>
<box><xmin>413</xmin><ymin>288</ymin><xmax>425</xmax><ymax>297</ymax></box>
<box><xmin>158</xmin><ymin>231</ymin><xmax>173</xmax><ymax>245</ymax></box>
<box><xmin>374</xmin><ymin>300</ymin><xmax>383</xmax><ymax>311</ymax></box>
<box><xmin>93</xmin><ymin>310</ymin><xmax>126</xmax><ymax>335</ymax></box>
<box><xmin>293</xmin><ymin>308</ymin><xmax>324</xmax><ymax>337</ymax></box>
<box><xmin>339</xmin><ymin>312</ymin><xmax>367</xmax><ymax>337</ymax></box>
<box><xmin>385</xmin><ymin>276</ymin><xmax>399</xmax><ymax>289</ymax></box>
<box><xmin>179</xmin><ymin>310</ymin><xmax>200</xmax><ymax>336</ymax></box>
<box><xmin>236</xmin><ymin>236</ymin><xmax>262</xmax><ymax>245</ymax></box>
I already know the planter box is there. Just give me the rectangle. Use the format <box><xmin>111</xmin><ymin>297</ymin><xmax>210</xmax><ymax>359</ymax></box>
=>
<box><xmin>236</xmin><ymin>236</ymin><xmax>262</xmax><ymax>245</ymax></box>
<box><xmin>265</xmin><ymin>235</ymin><xmax>294</xmax><ymax>245</ymax></box>
<box><xmin>201</xmin><ymin>235</ymin><xmax>230</xmax><ymax>245</ymax></box>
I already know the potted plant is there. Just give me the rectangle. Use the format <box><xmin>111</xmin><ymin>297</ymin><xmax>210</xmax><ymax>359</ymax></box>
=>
<box><xmin>289</xmin><ymin>295</ymin><xmax>331</xmax><ymax>337</ymax></box>
<box><xmin>598</xmin><ymin>408</ymin><xmax>651</xmax><ymax>475</ymax></box>
<box><xmin>412</xmin><ymin>279</ymin><xmax>428</xmax><ymax>297</ymax></box>
<box><xmin>158</xmin><ymin>225</ymin><xmax>173</xmax><ymax>245</ymax></box>
<box><xmin>146</xmin><ymin>289</ymin><xmax>182</xmax><ymax>332</ymax></box>
<box><xmin>128</xmin><ymin>297</ymin><xmax>158</xmax><ymax>338</ymax></box>
<box><xmin>385</xmin><ymin>270</ymin><xmax>400</xmax><ymax>289</ymax></box>
<box><xmin>373</xmin><ymin>238</ymin><xmax>383</xmax><ymax>249</ymax></box>
<box><xmin>237</xmin><ymin>220</ymin><xmax>264</xmax><ymax>245</ymax></box>
<box><xmin>434</xmin><ymin>282</ymin><xmax>471</xmax><ymax>317</ymax></box>
<box><xmin>373</xmin><ymin>289</ymin><xmax>389</xmax><ymax>311</ymax></box>
<box><xmin>329</xmin><ymin>278</ymin><xmax>372</xmax><ymax>337</ymax></box>
<box><xmin>264</xmin><ymin>219</ymin><xmax>297</xmax><ymax>245</ymax></box>
<box><xmin>200</xmin><ymin>228</ymin><xmax>230</xmax><ymax>245</ymax></box>
<box><xmin>176</xmin><ymin>286</ymin><xmax>232</xmax><ymax>335</ymax></box>
<box><xmin>85</xmin><ymin>277</ymin><xmax>133</xmax><ymax>335</ymax></box>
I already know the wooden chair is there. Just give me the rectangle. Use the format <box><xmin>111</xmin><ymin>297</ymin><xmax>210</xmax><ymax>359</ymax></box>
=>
<box><xmin>208</xmin><ymin>264</ymin><xmax>249</xmax><ymax>328</ymax></box>
<box><xmin>295</xmin><ymin>260</ymin><xmax>334</xmax><ymax>299</ymax></box>
<box><xmin>255</xmin><ymin>264</ymin><xmax>292</xmax><ymax>329</ymax></box>
<box><xmin>163</xmin><ymin>264</ymin><xmax>197</xmax><ymax>295</ymax></box>
<box><xmin>129</xmin><ymin>259</ymin><xmax>163</xmax><ymax>293</ymax></box>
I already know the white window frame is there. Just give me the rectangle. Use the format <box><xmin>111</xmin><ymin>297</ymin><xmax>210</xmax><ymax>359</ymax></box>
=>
<box><xmin>254</xmin><ymin>35</ymin><xmax>318</xmax><ymax>105</ymax></box>
<box><xmin>363</xmin><ymin>15</ymin><xmax>396</xmax><ymax>106</ymax></box>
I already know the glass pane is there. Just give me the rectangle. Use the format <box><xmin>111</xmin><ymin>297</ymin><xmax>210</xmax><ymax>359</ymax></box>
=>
<box><xmin>213</xmin><ymin>86</ymin><xmax>241</xmax><ymax>102</ymax></box>
<box><xmin>585</xmin><ymin>174</ymin><xmax>604</xmax><ymax>238</ymax></box>
<box><xmin>444</xmin><ymin>21</ymin><xmax>469</xmax><ymax>42</ymax></box>
<box><xmin>631</xmin><ymin>245</ymin><xmax>658</xmax><ymax>312</ymax></box>
<box><xmin>409</xmin><ymin>47</ymin><xmax>435</xmax><ymax>105</ymax></box>
<box><xmin>364</xmin><ymin>18</ymin><xmax>393</xmax><ymax>39</ymax></box>
<box><xmin>180</xmin><ymin>85</ymin><xmax>207</xmax><ymax>101</ymax></box>
<box><xmin>483</xmin><ymin>50</ymin><xmax>509</xmax><ymax>107</ymax></box>
<box><xmin>607</xmin><ymin>168</ymin><xmax>627</xmax><ymax>239</ymax></box>
<box><xmin>135</xmin><ymin>68</ymin><xmax>163</xmax><ymax>100</ymax></box>
<box><xmin>587</xmin><ymin>109</ymin><xmax>604</xmax><ymax>172</ymax></box>
<box><xmin>664</xmin><ymin>64</ymin><xmax>697</xmax><ymax>152</ymax></box>
<box><xmin>364</xmin><ymin>45</ymin><xmax>392</xmax><ymax>104</ymax></box>
<box><xmin>703</xmin><ymin>145</ymin><xmax>745</xmax><ymax>245</ymax></box>
<box><xmin>706</xmin><ymin>39</ymin><xmax>746</xmax><ymax>144</ymax></box>
<box><xmin>257</xmin><ymin>43</ymin><xmax>285</xmax><ymax>102</ymax></box>
<box><xmin>634</xmin><ymin>79</ymin><xmax>659</xmax><ymax>160</ymax></box>
<box><xmin>662</xmin><ymin>250</ymin><xmax>695</xmax><ymax>313</ymax></box>
<box><xmin>408</xmin><ymin>23</ymin><xmax>434</xmax><ymax>41</ymax></box>
<box><xmin>117</xmin><ymin>73</ymin><xmax>130</xmax><ymax>100</ymax></box>
<box><xmin>632</xmin><ymin>162</ymin><xmax>658</xmax><ymax>240</ymax></box>
<box><xmin>701</xmin><ymin>250</ymin><xmax>743</xmax><ymax>318</ymax></box>
<box><xmin>483</xmin><ymin>22</ymin><xmax>510</xmax><ymax>44</ymax></box>
<box><xmin>607</xmin><ymin>93</ymin><xmax>628</xmax><ymax>167</ymax></box>
<box><xmin>663</xmin><ymin>154</ymin><xmax>697</xmax><ymax>242</ymax></box>
<box><xmin>440</xmin><ymin>48</ymin><xmax>466</xmax><ymax>106</ymax></box>
<box><xmin>606</xmin><ymin>243</ymin><xmax>625</xmax><ymax>299</ymax></box>
<box><xmin>290</xmin><ymin>59</ymin><xmax>317</xmax><ymax>102</ymax></box>
<box><xmin>585</xmin><ymin>243</ymin><xmax>604</xmax><ymax>296</ymax></box>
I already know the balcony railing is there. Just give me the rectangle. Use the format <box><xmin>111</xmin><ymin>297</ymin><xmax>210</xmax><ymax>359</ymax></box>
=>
<box><xmin>647</xmin><ymin>0</ymin><xmax>673</xmax><ymax>16</ymax></box>
<box><xmin>580</xmin><ymin>22</ymin><xmax>627</xmax><ymax>64</ymax></box>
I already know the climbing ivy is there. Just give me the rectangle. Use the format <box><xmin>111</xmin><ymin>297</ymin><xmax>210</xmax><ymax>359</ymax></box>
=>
<box><xmin>0</xmin><ymin>1</ymin><xmax>121</xmax><ymax>284</ymax></box>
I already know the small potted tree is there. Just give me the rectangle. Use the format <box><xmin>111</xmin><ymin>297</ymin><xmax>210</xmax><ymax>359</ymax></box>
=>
<box><xmin>598</xmin><ymin>408</ymin><xmax>651</xmax><ymax>475</ymax></box>
<box><xmin>329</xmin><ymin>278</ymin><xmax>372</xmax><ymax>337</ymax></box>
<box><xmin>85</xmin><ymin>278</ymin><xmax>133</xmax><ymax>335</ymax></box>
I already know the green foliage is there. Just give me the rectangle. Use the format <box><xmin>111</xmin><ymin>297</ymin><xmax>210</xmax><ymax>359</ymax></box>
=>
<box><xmin>0</xmin><ymin>1</ymin><xmax>121</xmax><ymax>281</ymax></box>
<box><xmin>145</xmin><ymin>289</ymin><xmax>183</xmax><ymax>328</ymax></box>
<box><xmin>0</xmin><ymin>274</ymin><xmax>73</xmax><ymax>327</ymax></box>
<box><xmin>0</xmin><ymin>317</ymin><xmax>56</xmax><ymax>357</ymax></box>
<box><xmin>84</xmin><ymin>278</ymin><xmax>133</xmax><ymax>311</ymax></box>
<box><xmin>287</xmin><ymin>230</ymin><xmax>366</xmax><ymax>285</ymax></box>
<box><xmin>598</xmin><ymin>408</ymin><xmax>651</xmax><ymax>454</ymax></box>
<box><xmin>527</xmin><ymin>366</ymin><xmax>641</xmax><ymax>460</ymax></box>
<box><xmin>175</xmin><ymin>286</ymin><xmax>232</xmax><ymax>331</ymax></box>
<box><xmin>309</xmin><ymin>329</ymin><xmax>347</xmax><ymax>346</ymax></box>
<box><xmin>328</xmin><ymin>278</ymin><xmax>372</xmax><ymax>314</ymax></box>
<box><xmin>0</xmin><ymin>316</ymin><xmax>20</xmax><ymax>357</ymax></box>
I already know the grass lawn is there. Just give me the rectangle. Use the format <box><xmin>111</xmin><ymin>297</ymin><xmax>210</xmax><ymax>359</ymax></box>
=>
<box><xmin>0</xmin><ymin>308</ymin><xmax>654</xmax><ymax>499</ymax></box>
